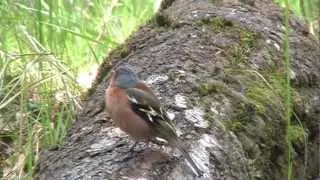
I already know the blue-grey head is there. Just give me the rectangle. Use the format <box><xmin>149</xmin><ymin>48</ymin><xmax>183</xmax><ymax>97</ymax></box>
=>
<box><xmin>111</xmin><ymin>66</ymin><xmax>139</xmax><ymax>89</ymax></box>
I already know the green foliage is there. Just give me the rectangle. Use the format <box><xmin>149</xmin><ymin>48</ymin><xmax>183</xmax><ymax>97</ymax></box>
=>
<box><xmin>246</xmin><ymin>74</ymin><xmax>285</xmax><ymax>114</ymax></box>
<box><xmin>275</xmin><ymin>0</ymin><xmax>320</xmax><ymax>37</ymax></box>
<box><xmin>197</xmin><ymin>17</ymin><xmax>233</xmax><ymax>32</ymax></box>
<box><xmin>199</xmin><ymin>81</ymin><xmax>227</xmax><ymax>96</ymax></box>
<box><xmin>224</xmin><ymin>103</ymin><xmax>252</xmax><ymax>132</ymax></box>
<box><xmin>0</xmin><ymin>0</ymin><xmax>156</xmax><ymax>71</ymax></box>
<box><xmin>227</xmin><ymin>30</ymin><xmax>257</xmax><ymax>67</ymax></box>
<box><xmin>282</xmin><ymin>0</ymin><xmax>294</xmax><ymax>179</ymax></box>
<box><xmin>0</xmin><ymin>0</ymin><xmax>157</xmax><ymax>178</ymax></box>
<box><xmin>287</xmin><ymin>125</ymin><xmax>307</xmax><ymax>144</ymax></box>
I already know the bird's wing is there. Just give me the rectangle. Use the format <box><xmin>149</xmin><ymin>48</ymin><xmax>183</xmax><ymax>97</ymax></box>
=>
<box><xmin>125</xmin><ymin>88</ymin><xmax>177</xmax><ymax>139</ymax></box>
<box><xmin>135</xmin><ymin>82</ymin><xmax>159</xmax><ymax>102</ymax></box>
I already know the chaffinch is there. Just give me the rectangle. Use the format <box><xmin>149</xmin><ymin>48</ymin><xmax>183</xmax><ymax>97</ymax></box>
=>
<box><xmin>105</xmin><ymin>66</ymin><xmax>203</xmax><ymax>177</ymax></box>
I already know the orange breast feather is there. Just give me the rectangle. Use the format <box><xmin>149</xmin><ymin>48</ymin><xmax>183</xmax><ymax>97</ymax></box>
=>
<box><xmin>105</xmin><ymin>86</ymin><xmax>153</xmax><ymax>139</ymax></box>
<box><xmin>106</xmin><ymin>87</ymin><xmax>129</xmax><ymax>114</ymax></box>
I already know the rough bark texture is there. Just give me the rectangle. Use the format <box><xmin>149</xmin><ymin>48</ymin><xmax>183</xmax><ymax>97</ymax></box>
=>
<box><xmin>36</xmin><ymin>0</ymin><xmax>320</xmax><ymax>179</ymax></box>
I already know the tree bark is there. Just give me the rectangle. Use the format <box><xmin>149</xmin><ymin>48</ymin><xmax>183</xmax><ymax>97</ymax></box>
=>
<box><xmin>36</xmin><ymin>0</ymin><xmax>320</xmax><ymax>179</ymax></box>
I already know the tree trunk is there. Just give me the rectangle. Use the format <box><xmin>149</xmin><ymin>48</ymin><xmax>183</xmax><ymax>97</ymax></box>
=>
<box><xmin>35</xmin><ymin>0</ymin><xmax>320</xmax><ymax>179</ymax></box>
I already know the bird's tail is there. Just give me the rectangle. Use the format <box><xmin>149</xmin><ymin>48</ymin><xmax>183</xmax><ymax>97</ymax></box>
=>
<box><xmin>171</xmin><ymin>140</ymin><xmax>203</xmax><ymax>177</ymax></box>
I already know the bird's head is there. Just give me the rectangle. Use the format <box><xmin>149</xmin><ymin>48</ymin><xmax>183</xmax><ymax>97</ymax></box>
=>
<box><xmin>110</xmin><ymin>66</ymin><xmax>139</xmax><ymax>89</ymax></box>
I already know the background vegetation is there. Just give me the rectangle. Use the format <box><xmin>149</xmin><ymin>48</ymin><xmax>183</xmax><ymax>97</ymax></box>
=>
<box><xmin>0</xmin><ymin>0</ymin><xmax>318</xmax><ymax>179</ymax></box>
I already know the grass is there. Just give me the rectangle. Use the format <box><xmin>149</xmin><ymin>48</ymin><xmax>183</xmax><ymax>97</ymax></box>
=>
<box><xmin>0</xmin><ymin>0</ymin><xmax>158</xmax><ymax>178</ymax></box>
<box><xmin>273</xmin><ymin>0</ymin><xmax>316</xmax><ymax>179</ymax></box>
<box><xmin>283</xmin><ymin>0</ymin><xmax>294</xmax><ymax>179</ymax></box>
<box><xmin>275</xmin><ymin>0</ymin><xmax>320</xmax><ymax>37</ymax></box>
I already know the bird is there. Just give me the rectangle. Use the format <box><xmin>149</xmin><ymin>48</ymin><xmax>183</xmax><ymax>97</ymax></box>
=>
<box><xmin>105</xmin><ymin>65</ymin><xmax>203</xmax><ymax>177</ymax></box>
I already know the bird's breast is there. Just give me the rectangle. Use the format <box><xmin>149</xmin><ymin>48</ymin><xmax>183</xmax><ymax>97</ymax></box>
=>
<box><xmin>105</xmin><ymin>87</ymin><xmax>153</xmax><ymax>140</ymax></box>
<box><xmin>105</xmin><ymin>87</ymin><xmax>128</xmax><ymax>115</ymax></box>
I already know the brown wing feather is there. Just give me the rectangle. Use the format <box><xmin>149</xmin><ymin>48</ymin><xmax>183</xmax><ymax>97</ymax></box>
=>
<box><xmin>135</xmin><ymin>83</ymin><xmax>160</xmax><ymax>102</ymax></box>
<box><xmin>125</xmin><ymin>88</ymin><xmax>177</xmax><ymax>139</ymax></box>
